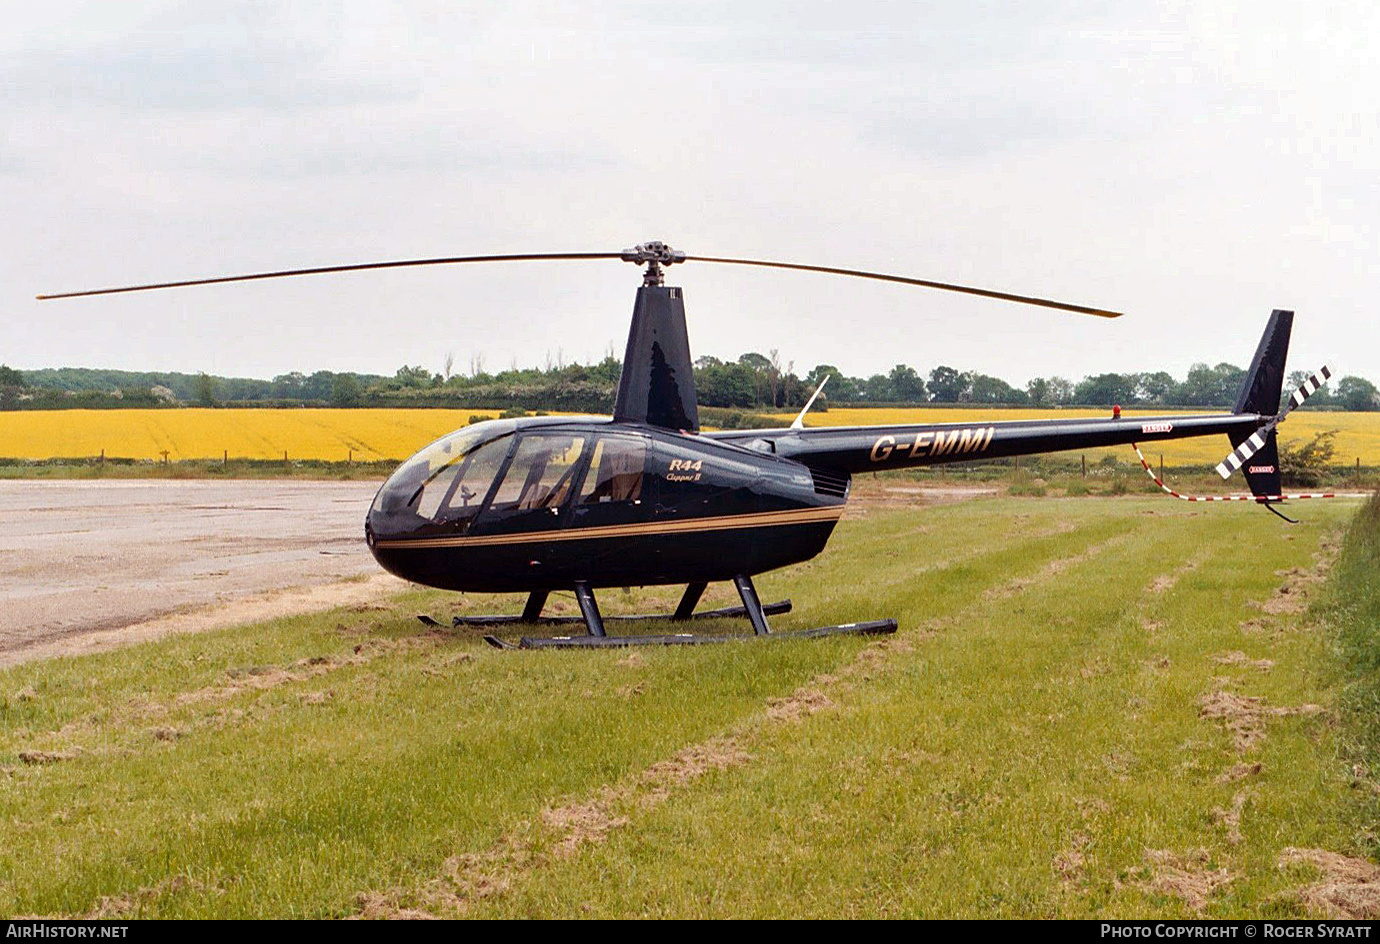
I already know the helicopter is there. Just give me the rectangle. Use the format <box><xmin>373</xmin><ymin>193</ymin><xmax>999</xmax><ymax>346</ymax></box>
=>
<box><xmin>39</xmin><ymin>241</ymin><xmax>1330</xmax><ymax>648</ymax></box>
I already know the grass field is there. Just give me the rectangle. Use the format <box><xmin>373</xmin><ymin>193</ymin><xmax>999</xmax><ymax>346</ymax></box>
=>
<box><xmin>1</xmin><ymin>494</ymin><xmax>1373</xmax><ymax>918</ymax></box>
<box><xmin>1</xmin><ymin>406</ymin><xmax>1378</xmax><ymax>468</ymax></box>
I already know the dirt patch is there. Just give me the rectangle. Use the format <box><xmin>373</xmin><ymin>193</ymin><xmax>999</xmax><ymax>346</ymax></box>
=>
<box><xmin>1055</xmin><ymin>831</ymin><xmax>1094</xmax><ymax>888</ymax></box>
<box><xmin>541</xmin><ymin>793</ymin><xmax>633</xmax><ymax>857</ymax></box>
<box><xmin>85</xmin><ymin>875</ymin><xmax>214</xmax><ymax>919</ymax></box>
<box><xmin>1280</xmin><ymin>848</ymin><xmax>1380</xmax><ymax>919</ymax></box>
<box><xmin>1212</xmin><ymin>651</ymin><xmax>1275</xmax><ymax>671</ymax></box>
<box><xmin>1254</xmin><ymin>534</ymin><xmax>1342</xmax><ymax>617</ymax></box>
<box><xmin>1138</xmin><ymin>848</ymin><xmax>1234</xmax><ymax>911</ymax></box>
<box><xmin>177</xmin><ymin>657</ymin><xmax>344</xmax><ymax>705</ymax></box>
<box><xmin>766</xmin><ymin>688</ymin><xmax>835</xmax><ymax>722</ymax></box>
<box><xmin>1212</xmin><ymin>791</ymin><xmax>1248</xmax><ymax>845</ymax></box>
<box><xmin>1199</xmin><ymin>689</ymin><xmax>1323</xmax><ymax>754</ymax></box>
<box><xmin>353</xmin><ymin>894</ymin><xmax>440</xmax><ymax>920</ymax></box>
<box><xmin>1215</xmin><ymin>761</ymin><xmax>1264</xmax><ymax>784</ymax></box>
<box><xmin>17</xmin><ymin>748</ymin><xmax>83</xmax><ymax>766</ymax></box>
<box><xmin>1080</xmin><ymin>658</ymin><xmax>1111</xmax><ymax>680</ymax></box>
<box><xmin>1149</xmin><ymin>551</ymin><xmax>1210</xmax><ymax>596</ymax></box>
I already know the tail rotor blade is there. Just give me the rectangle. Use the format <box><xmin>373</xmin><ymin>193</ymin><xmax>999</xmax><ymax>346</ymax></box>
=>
<box><xmin>1283</xmin><ymin>364</ymin><xmax>1332</xmax><ymax>417</ymax></box>
<box><xmin>1216</xmin><ymin>429</ymin><xmax>1272</xmax><ymax>480</ymax></box>
<box><xmin>1216</xmin><ymin>364</ymin><xmax>1332</xmax><ymax>480</ymax></box>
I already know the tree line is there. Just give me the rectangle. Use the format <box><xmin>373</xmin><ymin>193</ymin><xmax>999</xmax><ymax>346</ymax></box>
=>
<box><xmin>2</xmin><ymin>354</ymin><xmax>1377</xmax><ymax>412</ymax></box>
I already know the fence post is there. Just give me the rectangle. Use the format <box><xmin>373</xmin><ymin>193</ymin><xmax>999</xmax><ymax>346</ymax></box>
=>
<box><xmin>223</xmin><ymin>449</ymin><xmax>228</xmax><ymax>465</ymax></box>
<box><xmin>1081</xmin><ymin>455</ymin><xmax>1086</xmax><ymax>478</ymax></box>
<box><xmin>100</xmin><ymin>448</ymin><xmax>105</xmax><ymax>465</ymax></box>
<box><xmin>1160</xmin><ymin>454</ymin><xmax>1164</xmax><ymax>480</ymax></box>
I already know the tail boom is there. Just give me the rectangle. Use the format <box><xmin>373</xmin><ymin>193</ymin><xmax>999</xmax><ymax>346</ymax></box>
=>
<box><xmin>711</xmin><ymin>411</ymin><xmax>1268</xmax><ymax>475</ymax></box>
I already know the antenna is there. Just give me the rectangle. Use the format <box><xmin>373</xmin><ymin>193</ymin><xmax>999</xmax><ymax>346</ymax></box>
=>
<box><xmin>791</xmin><ymin>375</ymin><xmax>830</xmax><ymax>430</ymax></box>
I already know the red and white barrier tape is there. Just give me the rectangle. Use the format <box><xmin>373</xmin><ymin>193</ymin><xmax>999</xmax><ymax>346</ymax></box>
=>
<box><xmin>1131</xmin><ymin>443</ymin><xmax>1335</xmax><ymax>503</ymax></box>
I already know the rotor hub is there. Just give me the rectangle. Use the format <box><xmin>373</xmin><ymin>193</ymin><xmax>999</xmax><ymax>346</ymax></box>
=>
<box><xmin>621</xmin><ymin>241</ymin><xmax>685</xmax><ymax>286</ymax></box>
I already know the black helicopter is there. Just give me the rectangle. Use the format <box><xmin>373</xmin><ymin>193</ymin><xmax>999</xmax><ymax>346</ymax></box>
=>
<box><xmin>40</xmin><ymin>242</ymin><xmax>1324</xmax><ymax>648</ymax></box>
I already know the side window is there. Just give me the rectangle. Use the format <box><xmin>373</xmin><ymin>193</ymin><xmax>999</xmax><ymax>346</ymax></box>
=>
<box><xmin>578</xmin><ymin>436</ymin><xmax>647</xmax><ymax>504</ymax></box>
<box><xmin>490</xmin><ymin>434</ymin><xmax>587</xmax><ymax>512</ymax></box>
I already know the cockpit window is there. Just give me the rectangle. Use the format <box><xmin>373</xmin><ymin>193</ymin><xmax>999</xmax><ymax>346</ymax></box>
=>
<box><xmin>417</xmin><ymin>436</ymin><xmax>511</xmax><ymax>522</ymax></box>
<box><xmin>489</xmin><ymin>434</ymin><xmax>587</xmax><ymax>512</ymax></box>
<box><xmin>369</xmin><ymin>421</ymin><xmax>518</xmax><ymax>534</ymax></box>
<box><xmin>578</xmin><ymin>436</ymin><xmax>647</xmax><ymax>503</ymax></box>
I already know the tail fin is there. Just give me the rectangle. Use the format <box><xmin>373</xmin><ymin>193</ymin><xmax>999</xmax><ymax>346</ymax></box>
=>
<box><xmin>1219</xmin><ymin>309</ymin><xmax>1293</xmax><ymax>498</ymax></box>
<box><xmin>1233</xmin><ymin>309</ymin><xmax>1293</xmax><ymax>416</ymax></box>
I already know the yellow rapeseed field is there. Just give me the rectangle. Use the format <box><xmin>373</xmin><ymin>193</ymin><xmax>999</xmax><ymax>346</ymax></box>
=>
<box><xmin>774</xmin><ymin>406</ymin><xmax>1380</xmax><ymax>467</ymax></box>
<box><xmin>0</xmin><ymin>409</ymin><xmax>501</xmax><ymax>462</ymax></box>
<box><xmin>1</xmin><ymin>406</ymin><xmax>1377</xmax><ymax>466</ymax></box>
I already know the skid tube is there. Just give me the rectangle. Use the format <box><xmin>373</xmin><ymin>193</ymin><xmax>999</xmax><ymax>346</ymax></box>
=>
<box><xmin>478</xmin><ymin>575</ymin><xmax>898</xmax><ymax>650</ymax></box>
<box><xmin>484</xmin><ymin>619</ymin><xmax>898</xmax><ymax>650</ymax></box>
<box><xmin>430</xmin><ymin>600</ymin><xmax>794</xmax><ymax>628</ymax></box>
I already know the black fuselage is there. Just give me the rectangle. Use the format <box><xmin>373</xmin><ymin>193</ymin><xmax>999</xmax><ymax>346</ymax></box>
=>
<box><xmin>366</xmin><ymin>409</ymin><xmax>1267</xmax><ymax>594</ymax></box>
<box><xmin>366</xmin><ymin>417</ymin><xmax>842</xmax><ymax>593</ymax></box>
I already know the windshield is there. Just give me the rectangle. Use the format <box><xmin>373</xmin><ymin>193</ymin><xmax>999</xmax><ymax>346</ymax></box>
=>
<box><xmin>369</xmin><ymin>420</ymin><xmax>518</xmax><ymax>536</ymax></box>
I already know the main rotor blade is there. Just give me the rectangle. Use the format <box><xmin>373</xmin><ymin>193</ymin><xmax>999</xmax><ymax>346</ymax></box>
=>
<box><xmin>684</xmin><ymin>255</ymin><xmax>1122</xmax><ymax>318</ymax></box>
<box><xmin>39</xmin><ymin>243</ymin><xmax>1122</xmax><ymax>317</ymax></box>
<box><xmin>36</xmin><ymin>253</ymin><xmax>625</xmax><ymax>300</ymax></box>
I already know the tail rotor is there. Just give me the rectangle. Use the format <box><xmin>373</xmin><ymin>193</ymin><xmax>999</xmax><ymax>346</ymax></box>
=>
<box><xmin>1214</xmin><ymin>364</ymin><xmax>1333</xmax><ymax>480</ymax></box>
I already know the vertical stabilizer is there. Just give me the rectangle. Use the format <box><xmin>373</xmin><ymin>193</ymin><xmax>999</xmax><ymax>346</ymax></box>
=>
<box><xmin>1233</xmin><ymin>309</ymin><xmax>1294</xmax><ymax>415</ymax></box>
<box><xmin>612</xmin><ymin>285</ymin><xmax>700</xmax><ymax>431</ymax></box>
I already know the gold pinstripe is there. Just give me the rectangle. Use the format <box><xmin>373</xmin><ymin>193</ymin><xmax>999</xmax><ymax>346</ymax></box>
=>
<box><xmin>373</xmin><ymin>504</ymin><xmax>844</xmax><ymax>550</ymax></box>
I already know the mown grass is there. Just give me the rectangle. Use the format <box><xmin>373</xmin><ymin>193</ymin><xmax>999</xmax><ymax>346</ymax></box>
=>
<box><xmin>0</xmin><ymin>496</ymin><xmax>1366</xmax><ymax>918</ymax></box>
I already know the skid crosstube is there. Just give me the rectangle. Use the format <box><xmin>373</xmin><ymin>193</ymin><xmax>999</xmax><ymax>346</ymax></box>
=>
<box><xmin>483</xmin><ymin>619</ymin><xmax>898</xmax><ymax>650</ymax></box>
<box><xmin>438</xmin><ymin>599</ymin><xmax>793</xmax><ymax>628</ymax></box>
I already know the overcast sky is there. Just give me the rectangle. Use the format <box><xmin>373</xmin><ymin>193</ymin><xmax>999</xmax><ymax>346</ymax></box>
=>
<box><xmin>4</xmin><ymin>1</ymin><xmax>1375</xmax><ymax>386</ymax></box>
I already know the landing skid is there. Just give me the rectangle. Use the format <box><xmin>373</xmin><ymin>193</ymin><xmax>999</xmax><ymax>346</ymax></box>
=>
<box><xmin>483</xmin><ymin>620</ymin><xmax>898</xmax><ymax>650</ymax></box>
<box><xmin>465</xmin><ymin>577</ymin><xmax>897</xmax><ymax>650</ymax></box>
<box><xmin>425</xmin><ymin>599</ymin><xmax>793</xmax><ymax>628</ymax></box>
